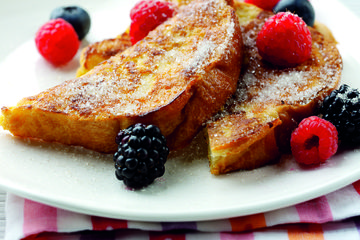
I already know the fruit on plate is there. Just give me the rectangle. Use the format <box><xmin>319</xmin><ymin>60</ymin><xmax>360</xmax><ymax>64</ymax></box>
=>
<box><xmin>274</xmin><ymin>0</ymin><xmax>315</xmax><ymax>27</ymax></box>
<box><xmin>50</xmin><ymin>6</ymin><xmax>91</xmax><ymax>40</ymax></box>
<box><xmin>290</xmin><ymin>116</ymin><xmax>338</xmax><ymax>165</ymax></box>
<box><xmin>129</xmin><ymin>0</ymin><xmax>177</xmax><ymax>44</ymax></box>
<box><xmin>58</xmin><ymin>0</ymin><xmax>342</xmax><ymax>175</ymax></box>
<box><xmin>205</xmin><ymin>1</ymin><xmax>342</xmax><ymax>174</ymax></box>
<box><xmin>319</xmin><ymin>84</ymin><xmax>360</xmax><ymax>145</ymax></box>
<box><xmin>0</xmin><ymin>0</ymin><xmax>243</xmax><ymax>154</ymax></box>
<box><xmin>256</xmin><ymin>12</ymin><xmax>312</xmax><ymax>67</ymax></box>
<box><xmin>35</xmin><ymin>18</ymin><xmax>80</xmax><ymax>66</ymax></box>
<box><xmin>114</xmin><ymin>123</ymin><xmax>169</xmax><ymax>189</ymax></box>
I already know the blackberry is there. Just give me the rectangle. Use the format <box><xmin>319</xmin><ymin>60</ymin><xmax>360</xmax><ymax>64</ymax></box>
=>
<box><xmin>319</xmin><ymin>84</ymin><xmax>360</xmax><ymax>145</ymax></box>
<box><xmin>114</xmin><ymin>123</ymin><xmax>169</xmax><ymax>189</ymax></box>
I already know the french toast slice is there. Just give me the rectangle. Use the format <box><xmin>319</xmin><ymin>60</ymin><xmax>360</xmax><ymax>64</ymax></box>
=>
<box><xmin>75</xmin><ymin>0</ymin><xmax>190</xmax><ymax>77</ymax></box>
<box><xmin>76</xmin><ymin>32</ymin><xmax>132</xmax><ymax>77</ymax></box>
<box><xmin>0</xmin><ymin>0</ymin><xmax>243</xmax><ymax>153</ymax></box>
<box><xmin>76</xmin><ymin>1</ymin><xmax>337</xmax><ymax>79</ymax></box>
<box><xmin>206</xmin><ymin>2</ymin><xmax>343</xmax><ymax>174</ymax></box>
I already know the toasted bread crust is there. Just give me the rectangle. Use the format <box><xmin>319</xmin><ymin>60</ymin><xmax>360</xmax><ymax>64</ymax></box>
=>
<box><xmin>206</xmin><ymin>9</ymin><xmax>342</xmax><ymax>174</ymax></box>
<box><xmin>1</xmin><ymin>0</ymin><xmax>243</xmax><ymax>153</ymax></box>
<box><xmin>76</xmin><ymin>32</ymin><xmax>132</xmax><ymax>77</ymax></box>
<box><xmin>76</xmin><ymin>1</ymin><xmax>337</xmax><ymax>81</ymax></box>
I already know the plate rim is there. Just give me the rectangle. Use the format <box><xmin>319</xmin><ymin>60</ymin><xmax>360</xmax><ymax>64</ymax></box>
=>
<box><xmin>1</xmin><ymin>0</ymin><xmax>360</xmax><ymax>222</ymax></box>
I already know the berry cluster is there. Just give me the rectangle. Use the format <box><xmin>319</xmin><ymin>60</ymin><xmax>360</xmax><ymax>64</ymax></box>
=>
<box><xmin>114</xmin><ymin>123</ymin><xmax>169</xmax><ymax>189</ymax></box>
<box><xmin>245</xmin><ymin>0</ymin><xmax>315</xmax><ymax>27</ymax></box>
<box><xmin>290</xmin><ymin>84</ymin><xmax>360</xmax><ymax>166</ymax></box>
<box><xmin>35</xmin><ymin>6</ymin><xmax>90</xmax><ymax>66</ymax></box>
<box><xmin>251</xmin><ymin>0</ymin><xmax>315</xmax><ymax>67</ymax></box>
<box><xmin>273</xmin><ymin>0</ymin><xmax>315</xmax><ymax>27</ymax></box>
<box><xmin>50</xmin><ymin>6</ymin><xmax>91</xmax><ymax>41</ymax></box>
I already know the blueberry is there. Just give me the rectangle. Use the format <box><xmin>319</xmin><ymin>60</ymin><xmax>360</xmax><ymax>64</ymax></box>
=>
<box><xmin>273</xmin><ymin>0</ymin><xmax>315</xmax><ymax>27</ymax></box>
<box><xmin>50</xmin><ymin>6</ymin><xmax>91</xmax><ymax>40</ymax></box>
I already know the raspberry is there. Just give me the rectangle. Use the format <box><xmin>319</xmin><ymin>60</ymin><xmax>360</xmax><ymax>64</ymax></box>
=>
<box><xmin>129</xmin><ymin>0</ymin><xmax>176</xmax><ymax>45</ymax></box>
<box><xmin>256</xmin><ymin>12</ymin><xmax>312</xmax><ymax>67</ymax></box>
<box><xmin>35</xmin><ymin>18</ymin><xmax>80</xmax><ymax>66</ymax></box>
<box><xmin>244</xmin><ymin>0</ymin><xmax>280</xmax><ymax>11</ymax></box>
<box><xmin>114</xmin><ymin>123</ymin><xmax>169</xmax><ymax>189</ymax></box>
<box><xmin>290</xmin><ymin>116</ymin><xmax>338</xmax><ymax>165</ymax></box>
<box><xmin>50</xmin><ymin>6</ymin><xmax>91</xmax><ymax>40</ymax></box>
<box><xmin>319</xmin><ymin>84</ymin><xmax>360</xmax><ymax>145</ymax></box>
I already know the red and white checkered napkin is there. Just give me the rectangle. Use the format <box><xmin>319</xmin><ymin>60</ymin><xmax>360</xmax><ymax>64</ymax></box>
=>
<box><xmin>5</xmin><ymin>180</ymin><xmax>360</xmax><ymax>240</ymax></box>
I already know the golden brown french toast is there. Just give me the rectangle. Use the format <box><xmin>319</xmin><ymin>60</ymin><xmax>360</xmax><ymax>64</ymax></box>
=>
<box><xmin>0</xmin><ymin>0</ymin><xmax>243</xmax><ymax>153</ymax></box>
<box><xmin>75</xmin><ymin>0</ymin><xmax>191</xmax><ymax>77</ymax></box>
<box><xmin>76</xmin><ymin>32</ymin><xmax>132</xmax><ymax>77</ymax></box>
<box><xmin>206</xmin><ymin>2</ymin><xmax>343</xmax><ymax>175</ymax></box>
<box><xmin>76</xmin><ymin>0</ymin><xmax>337</xmax><ymax>79</ymax></box>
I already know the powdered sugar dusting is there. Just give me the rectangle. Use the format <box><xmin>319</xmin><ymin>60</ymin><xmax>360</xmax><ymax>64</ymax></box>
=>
<box><xmin>212</xmin><ymin>12</ymin><xmax>342</xmax><ymax>122</ymax></box>
<box><xmin>31</xmin><ymin>0</ymin><xmax>239</xmax><ymax>119</ymax></box>
<box><xmin>208</xmin><ymin>11</ymin><xmax>342</xmax><ymax>150</ymax></box>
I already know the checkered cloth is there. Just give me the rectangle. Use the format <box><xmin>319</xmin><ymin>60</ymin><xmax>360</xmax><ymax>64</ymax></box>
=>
<box><xmin>4</xmin><ymin>180</ymin><xmax>360</xmax><ymax>240</ymax></box>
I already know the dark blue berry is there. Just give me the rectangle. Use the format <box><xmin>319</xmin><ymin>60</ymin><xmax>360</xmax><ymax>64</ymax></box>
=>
<box><xmin>50</xmin><ymin>6</ymin><xmax>91</xmax><ymax>40</ymax></box>
<box><xmin>137</xmin><ymin>148</ymin><xmax>148</xmax><ymax>160</ymax></box>
<box><xmin>113</xmin><ymin>123</ymin><xmax>169</xmax><ymax>189</ymax></box>
<box><xmin>273</xmin><ymin>0</ymin><xmax>315</xmax><ymax>27</ymax></box>
<box><xmin>121</xmin><ymin>135</ymin><xmax>130</xmax><ymax>145</ymax></box>
<box><xmin>159</xmin><ymin>157</ymin><xmax>166</xmax><ymax>164</ymax></box>
<box><xmin>115</xmin><ymin>131</ymin><xmax>125</xmax><ymax>144</ymax></box>
<box><xmin>115</xmin><ymin>170</ymin><xmax>124</xmax><ymax>180</ymax></box>
<box><xmin>145</xmin><ymin>124</ymin><xmax>161</xmax><ymax>137</ymax></box>
<box><xmin>122</xmin><ymin>168</ymin><xmax>135</xmax><ymax>179</ymax></box>
<box><xmin>149</xmin><ymin>149</ymin><xmax>159</xmax><ymax>160</ymax></box>
<box><xmin>125</xmin><ymin>158</ymin><xmax>138</xmax><ymax>170</ymax></box>
<box><xmin>128</xmin><ymin>135</ymin><xmax>141</xmax><ymax>148</ymax></box>
<box><xmin>113</xmin><ymin>151</ymin><xmax>120</xmax><ymax>162</ymax></box>
<box><xmin>115</xmin><ymin>155</ymin><xmax>125</xmax><ymax>168</ymax></box>
<box><xmin>152</xmin><ymin>137</ymin><xmax>163</xmax><ymax>150</ymax></box>
<box><xmin>156</xmin><ymin>165</ymin><xmax>165</xmax><ymax>177</ymax></box>
<box><xmin>140</xmin><ymin>136</ymin><xmax>152</xmax><ymax>149</ymax></box>
<box><xmin>146</xmin><ymin>158</ymin><xmax>155</xmax><ymax>169</ymax></box>
<box><xmin>123</xmin><ymin>147</ymin><xmax>136</xmax><ymax>158</ymax></box>
<box><xmin>160</xmin><ymin>146</ymin><xmax>169</xmax><ymax>159</ymax></box>
<box><xmin>137</xmin><ymin>162</ymin><xmax>148</xmax><ymax>174</ymax></box>
<box><xmin>319</xmin><ymin>84</ymin><xmax>360</xmax><ymax>145</ymax></box>
<box><xmin>132</xmin><ymin>126</ymin><xmax>146</xmax><ymax>136</ymax></box>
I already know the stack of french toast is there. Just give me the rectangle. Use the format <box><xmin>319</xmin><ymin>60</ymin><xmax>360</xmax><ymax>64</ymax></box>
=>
<box><xmin>0</xmin><ymin>0</ymin><xmax>342</xmax><ymax>175</ymax></box>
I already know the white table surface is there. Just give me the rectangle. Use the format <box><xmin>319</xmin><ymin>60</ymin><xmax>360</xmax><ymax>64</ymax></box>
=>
<box><xmin>0</xmin><ymin>1</ymin><xmax>360</xmax><ymax>239</ymax></box>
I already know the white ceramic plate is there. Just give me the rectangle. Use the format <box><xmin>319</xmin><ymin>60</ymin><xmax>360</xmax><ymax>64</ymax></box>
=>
<box><xmin>0</xmin><ymin>0</ymin><xmax>360</xmax><ymax>222</ymax></box>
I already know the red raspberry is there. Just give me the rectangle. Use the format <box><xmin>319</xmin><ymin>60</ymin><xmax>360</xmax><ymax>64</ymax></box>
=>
<box><xmin>244</xmin><ymin>0</ymin><xmax>280</xmax><ymax>11</ymax></box>
<box><xmin>35</xmin><ymin>18</ymin><xmax>80</xmax><ymax>66</ymax></box>
<box><xmin>290</xmin><ymin>116</ymin><xmax>338</xmax><ymax>166</ymax></box>
<box><xmin>256</xmin><ymin>12</ymin><xmax>312</xmax><ymax>67</ymax></box>
<box><xmin>129</xmin><ymin>0</ymin><xmax>176</xmax><ymax>45</ymax></box>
